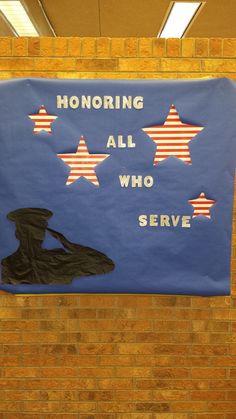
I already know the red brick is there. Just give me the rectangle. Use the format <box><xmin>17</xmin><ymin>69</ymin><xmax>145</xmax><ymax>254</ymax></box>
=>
<box><xmin>211</xmin><ymin>356</ymin><xmax>236</xmax><ymax>367</ymax></box>
<box><xmin>195</xmin><ymin>38</ymin><xmax>209</xmax><ymax>56</ymax></box>
<box><xmin>79</xmin><ymin>367</ymin><xmax>115</xmax><ymax>378</ymax></box>
<box><xmin>117</xmin><ymin>295</ymin><xmax>151</xmax><ymax>307</ymax></box>
<box><xmin>0</xmin><ymin>332</ymin><xmax>21</xmax><ymax>344</ymax></box>
<box><xmin>191</xmin><ymin>345</ymin><xmax>227</xmax><ymax>355</ymax></box>
<box><xmin>191</xmin><ymin>368</ymin><xmax>226</xmax><ymax>379</ymax></box>
<box><xmin>119</xmin><ymin>58</ymin><xmax>159</xmax><ymax>72</ymax></box>
<box><xmin>35</xmin><ymin>58</ymin><xmax>75</xmax><ymax>71</ymax></box>
<box><xmin>3</xmin><ymin>389</ymin><xmax>40</xmax><ymax>401</ymax></box>
<box><xmin>136</xmin><ymin>402</ymin><xmax>170</xmax><ymax>412</ymax></box>
<box><xmin>153</xmin><ymin>39</ymin><xmax>166</xmax><ymax>57</ymax></box>
<box><xmin>117</xmin><ymin>343</ymin><xmax>189</xmax><ymax>355</ymax></box>
<box><xmin>97</xmin><ymin>332</ymin><xmax>136</xmax><ymax>342</ymax></box>
<box><xmin>115</xmin><ymin>389</ymin><xmax>152</xmax><ymax>401</ymax></box>
<box><xmin>124</xmin><ymin>38</ymin><xmax>138</xmax><ymax>57</ymax></box>
<box><xmin>3</xmin><ymin>415</ymin><xmax>42</xmax><ymax>419</ymax></box>
<box><xmin>209</xmin><ymin>379</ymin><xmax>236</xmax><ymax>390</ymax></box>
<box><xmin>153</xmin><ymin>296</ymin><xmax>191</xmax><ymax>307</ymax></box>
<box><xmin>40</xmin><ymin>37</ymin><xmax>54</xmax><ymax>56</ymax></box>
<box><xmin>167</xmin><ymin>39</ymin><xmax>181</xmax><ymax>57</ymax></box>
<box><xmin>0</xmin><ymin>38</ymin><xmax>12</xmax><ymax>55</ymax></box>
<box><xmin>21</xmin><ymin>308</ymin><xmax>59</xmax><ymax>319</ymax></box>
<box><xmin>68</xmin><ymin>38</ymin><xmax>81</xmax><ymax>56</ymax></box>
<box><xmin>79</xmin><ymin>343</ymin><xmax>115</xmax><ymax>355</ymax></box>
<box><xmin>0</xmin><ymin>402</ymin><xmax>24</xmax><ymax>412</ymax></box>
<box><xmin>99</xmin><ymin>355</ymin><xmax>135</xmax><ymax>366</ymax></box>
<box><xmin>54</xmin><ymin>38</ymin><xmax>68</xmax><ymax>56</ymax></box>
<box><xmin>28</xmin><ymin>38</ymin><xmax>40</xmax><ymax>56</ymax></box>
<box><xmin>81</xmin><ymin>38</ymin><xmax>96</xmax><ymax>56</ymax></box>
<box><xmin>152</xmin><ymin>389</ymin><xmax>189</xmax><ymax>400</ymax></box>
<box><xmin>97</xmin><ymin>308</ymin><xmax>136</xmax><ymax>318</ymax></box>
<box><xmin>209</xmin><ymin>38</ymin><xmax>222</xmax><ymax>57</ymax></box>
<box><xmin>226</xmin><ymin>390</ymin><xmax>236</xmax><ymax>400</ymax></box>
<box><xmin>182</xmin><ymin>38</ymin><xmax>195</xmax><ymax>57</ymax></box>
<box><xmin>98</xmin><ymin>378</ymin><xmax>133</xmax><ymax>390</ymax></box>
<box><xmin>0</xmin><ymin>356</ymin><xmax>21</xmax><ymax>367</ymax></box>
<box><xmin>142</xmin><ymin>308</ymin><xmax>192</xmax><ymax>320</ymax></box>
<box><xmin>97</xmin><ymin>38</ymin><xmax>111</xmax><ymax>57</ymax></box>
<box><xmin>223</xmin><ymin>39</ymin><xmax>236</xmax><ymax>56</ymax></box>
<box><xmin>208</xmin><ymin>402</ymin><xmax>236</xmax><ymax>412</ymax></box>
<box><xmin>118</xmin><ymin>415</ymin><xmax>151</xmax><ymax>419</ymax></box>
<box><xmin>136</xmin><ymin>379</ymin><xmax>204</xmax><ymax>390</ymax></box>
<box><xmin>172</xmin><ymin>402</ymin><xmax>207</xmax><ymax>412</ymax></box>
<box><xmin>193</xmin><ymin>415</ymin><xmax>224</xmax><ymax>419</ymax></box>
<box><xmin>97</xmin><ymin>401</ymin><xmax>134</xmax><ymax>412</ymax></box>
<box><xmin>139</xmin><ymin>38</ymin><xmax>153</xmax><ymax>57</ymax></box>
<box><xmin>0</xmin><ymin>35</ymin><xmax>235</xmax><ymax>419</ymax></box>
<box><xmin>191</xmin><ymin>390</ymin><xmax>226</xmax><ymax>400</ymax></box>
<box><xmin>79</xmin><ymin>390</ymin><xmax>113</xmax><ymax>401</ymax></box>
<box><xmin>161</xmin><ymin>58</ymin><xmax>201</xmax><ymax>72</ymax></box>
<box><xmin>3</xmin><ymin>367</ymin><xmax>40</xmax><ymax>378</ymax></box>
<box><xmin>136</xmin><ymin>332</ymin><xmax>192</xmax><ymax>343</ymax></box>
<box><xmin>111</xmin><ymin>38</ymin><xmax>124</xmax><ymax>57</ymax></box>
<box><xmin>79</xmin><ymin>319</ymin><xmax>152</xmax><ymax>331</ymax></box>
<box><xmin>40</xmin><ymin>367</ymin><xmax>78</xmax><ymax>378</ymax></box>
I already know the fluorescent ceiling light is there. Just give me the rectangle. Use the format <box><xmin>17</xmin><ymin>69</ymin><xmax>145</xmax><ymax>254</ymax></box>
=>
<box><xmin>159</xmin><ymin>2</ymin><xmax>202</xmax><ymax>38</ymax></box>
<box><xmin>0</xmin><ymin>1</ymin><xmax>39</xmax><ymax>36</ymax></box>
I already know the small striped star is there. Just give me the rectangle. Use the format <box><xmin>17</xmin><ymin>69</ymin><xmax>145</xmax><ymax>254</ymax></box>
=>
<box><xmin>57</xmin><ymin>136</ymin><xmax>110</xmax><ymax>186</ymax></box>
<box><xmin>29</xmin><ymin>105</ymin><xmax>58</xmax><ymax>134</ymax></box>
<box><xmin>142</xmin><ymin>104</ymin><xmax>204</xmax><ymax>165</ymax></box>
<box><xmin>188</xmin><ymin>192</ymin><xmax>216</xmax><ymax>219</ymax></box>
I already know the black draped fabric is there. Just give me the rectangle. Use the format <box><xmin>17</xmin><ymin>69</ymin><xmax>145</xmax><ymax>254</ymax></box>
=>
<box><xmin>2</xmin><ymin>208</ymin><xmax>115</xmax><ymax>285</ymax></box>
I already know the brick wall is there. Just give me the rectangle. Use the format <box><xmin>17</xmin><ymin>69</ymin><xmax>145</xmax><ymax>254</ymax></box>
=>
<box><xmin>0</xmin><ymin>37</ymin><xmax>236</xmax><ymax>419</ymax></box>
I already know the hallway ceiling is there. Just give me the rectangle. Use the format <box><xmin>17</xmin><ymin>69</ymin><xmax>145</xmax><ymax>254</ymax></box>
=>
<box><xmin>40</xmin><ymin>0</ymin><xmax>236</xmax><ymax>37</ymax></box>
<box><xmin>1</xmin><ymin>0</ymin><xmax>236</xmax><ymax>37</ymax></box>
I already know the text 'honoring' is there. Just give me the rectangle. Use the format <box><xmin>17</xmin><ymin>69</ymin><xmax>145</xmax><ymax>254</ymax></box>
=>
<box><xmin>57</xmin><ymin>95</ymin><xmax>144</xmax><ymax>110</ymax></box>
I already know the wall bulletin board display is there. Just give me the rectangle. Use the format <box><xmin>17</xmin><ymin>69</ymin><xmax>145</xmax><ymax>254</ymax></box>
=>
<box><xmin>0</xmin><ymin>77</ymin><xmax>235</xmax><ymax>295</ymax></box>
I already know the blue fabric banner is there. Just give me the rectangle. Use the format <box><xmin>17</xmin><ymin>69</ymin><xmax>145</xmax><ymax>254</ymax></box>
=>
<box><xmin>0</xmin><ymin>77</ymin><xmax>235</xmax><ymax>295</ymax></box>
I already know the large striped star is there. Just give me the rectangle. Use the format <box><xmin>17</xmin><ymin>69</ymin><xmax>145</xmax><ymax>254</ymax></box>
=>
<box><xmin>29</xmin><ymin>105</ymin><xmax>58</xmax><ymax>134</ymax></box>
<box><xmin>57</xmin><ymin>136</ymin><xmax>110</xmax><ymax>186</ymax></box>
<box><xmin>142</xmin><ymin>104</ymin><xmax>203</xmax><ymax>165</ymax></box>
<box><xmin>189</xmin><ymin>192</ymin><xmax>216</xmax><ymax>219</ymax></box>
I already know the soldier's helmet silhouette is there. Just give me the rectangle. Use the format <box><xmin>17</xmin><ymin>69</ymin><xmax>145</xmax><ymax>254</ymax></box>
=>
<box><xmin>2</xmin><ymin>208</ymin><xmax>115</xmax><ymax>285</ymax></box>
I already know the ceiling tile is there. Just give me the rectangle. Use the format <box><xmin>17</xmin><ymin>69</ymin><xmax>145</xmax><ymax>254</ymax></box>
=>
<box><xmin>100</xmin><ymin>0</ymin><xmax>168</xmax><ymax>37</ymax></box>
<box><xmin>24</xmin><ymin>0</ymin><xmax>236</xmax><ymax>38</ymax></box>
<box><xmin>187</xmin><ymin>0</ymin><xmax>236</xmax><ymax>37</ymax></box>
<box><xmin>41</xmin><ymin>0</ymin><xmax>100</xmax><ymax>36</ymax></box>
<box><xmin>0</xmin><ymin>13</ymin><xmax>16</xmax><ymax>36</ymax></box>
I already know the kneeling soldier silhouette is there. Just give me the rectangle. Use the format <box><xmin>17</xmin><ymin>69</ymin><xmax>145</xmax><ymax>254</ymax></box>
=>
<box><xmin>2</xmin><ymin>208</ymin><xmax>115</xmax><ymax>285</ymax></box>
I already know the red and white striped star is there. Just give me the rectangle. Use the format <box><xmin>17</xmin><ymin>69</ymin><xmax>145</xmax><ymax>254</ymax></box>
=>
<box><xmin>29</xmin><ymin>105</ymin><xmax>58</xmax><ymax>134</ymax></box>
<box><xmin>142</xmin><ymin>104</ymin><xmax>203</xmax><ymax>165</ymax></box>
<box><xmin>57</xmin><ymin>136</ymin><xmax>110</xmax><ymax>186</ymax></box>
<box><xmin>188</xmin><ymin>192</ymin><xmax>216</xmax><ymax>219</ymax></box>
